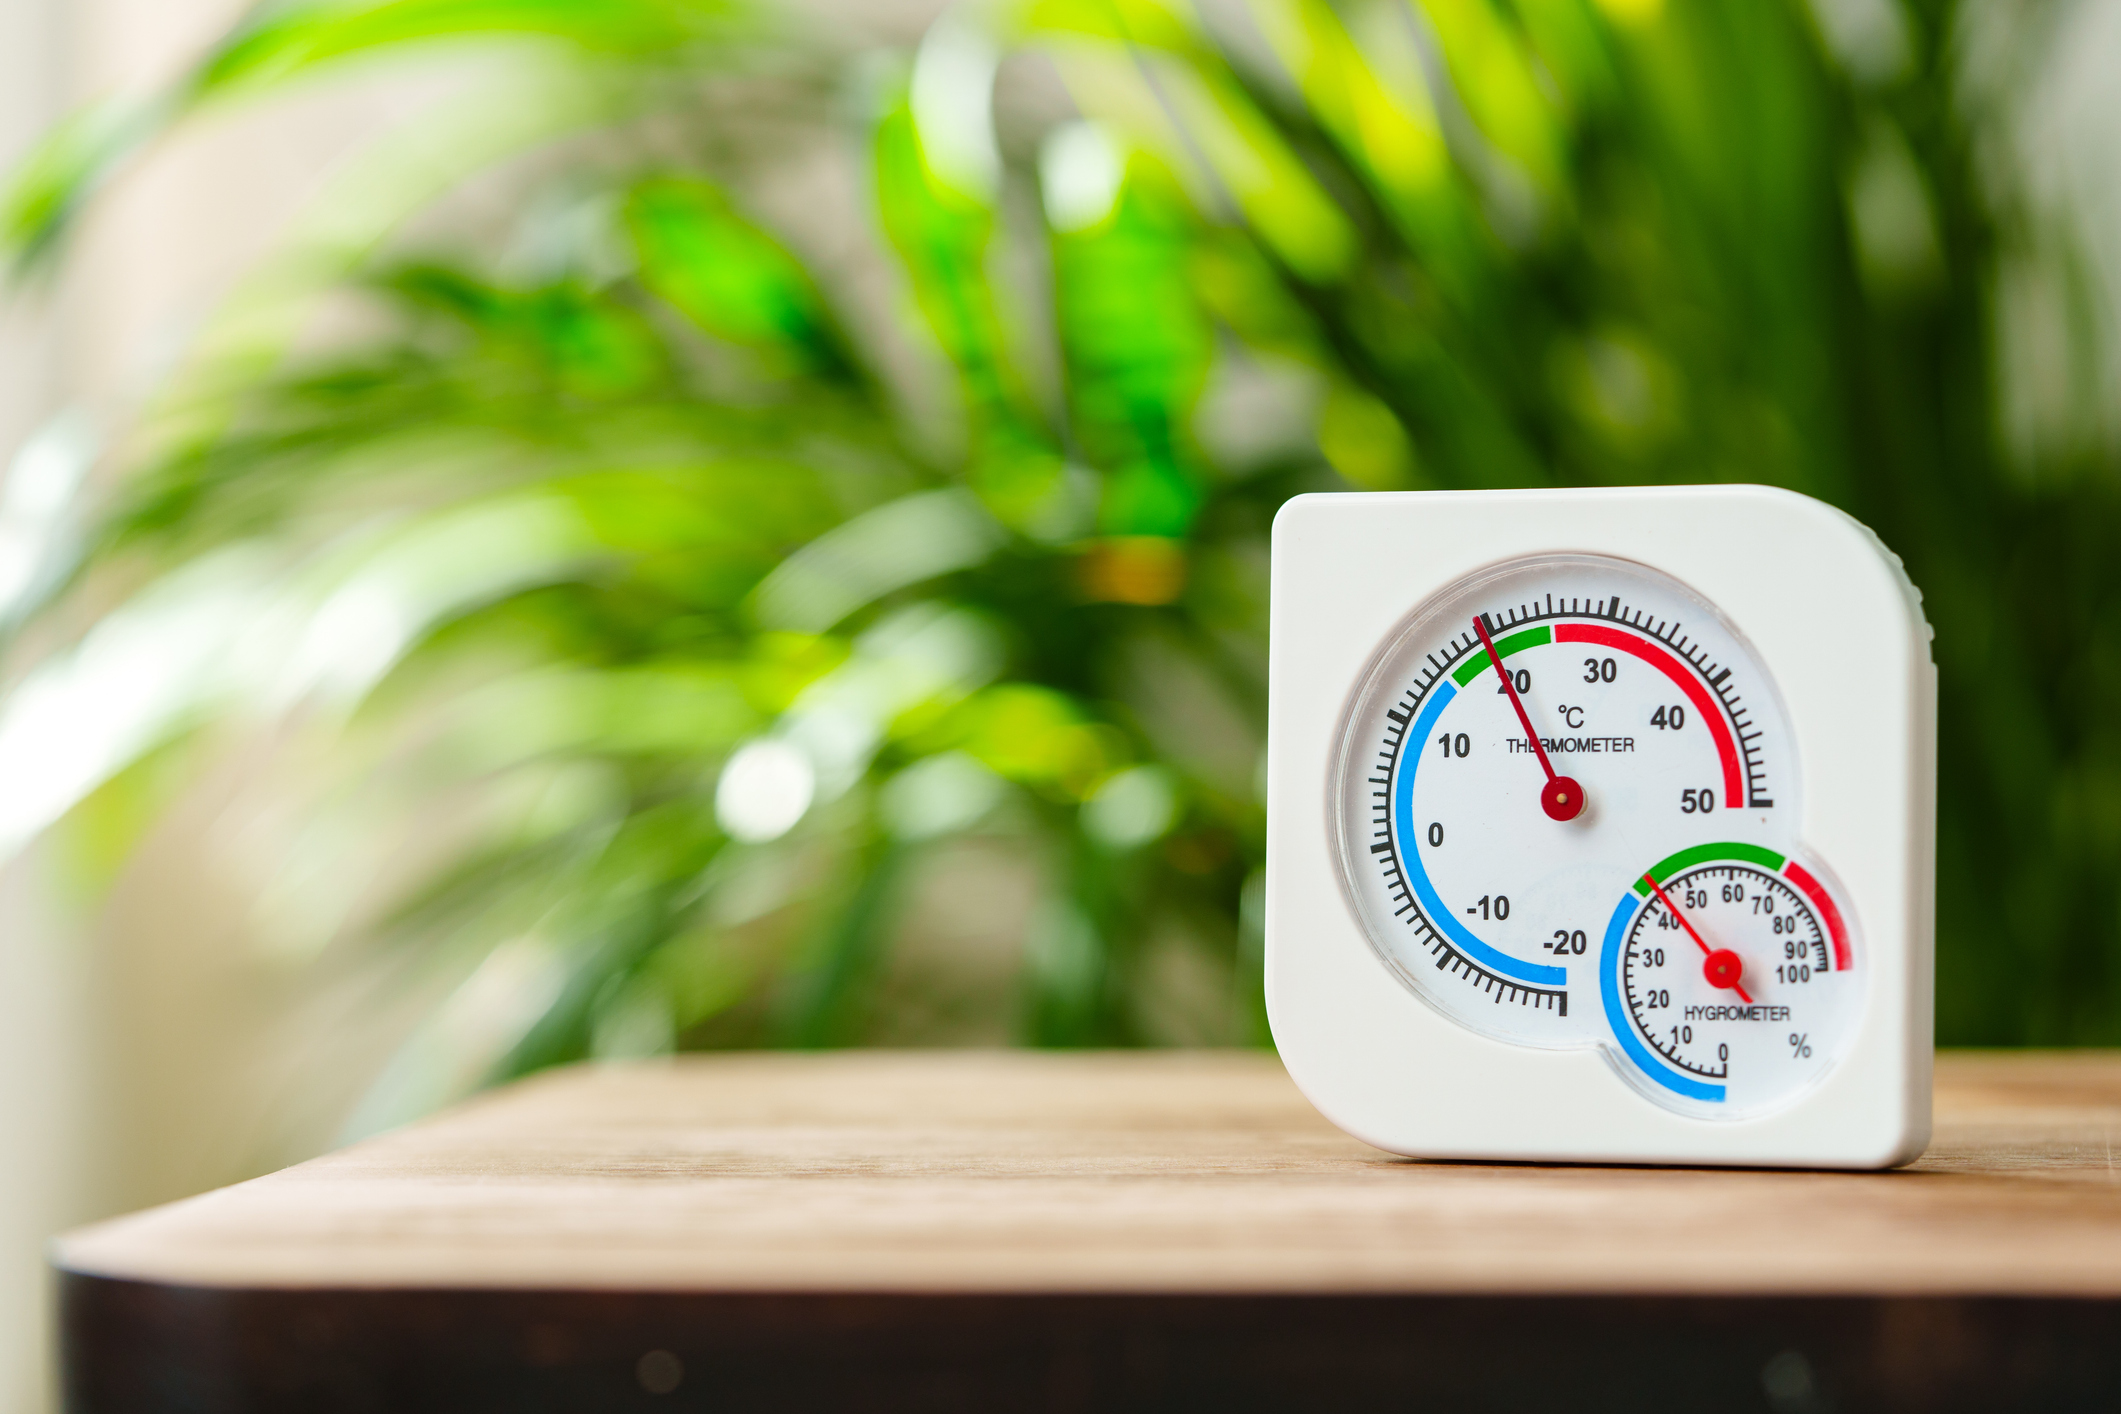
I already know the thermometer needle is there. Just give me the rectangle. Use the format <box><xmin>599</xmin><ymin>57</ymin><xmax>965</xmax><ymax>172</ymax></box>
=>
<box><xmin>1472</xmin><ymin>614</ymin><xmax>1584</xmax><ymax>822</ymax></box>
<box><xmin>1641</xmin><ymin>872</ymin><xmax>1753</xmax><ymax>1004</ymax></box>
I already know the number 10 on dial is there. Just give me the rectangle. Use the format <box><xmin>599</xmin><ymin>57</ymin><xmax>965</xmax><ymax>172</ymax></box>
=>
<box><xmin>1268</xmin><ymin>488</ymin><xmax>1934</xmax><ymax>1167</ymax></box>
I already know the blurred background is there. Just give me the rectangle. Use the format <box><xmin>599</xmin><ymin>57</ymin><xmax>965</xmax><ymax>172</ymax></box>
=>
<box><xmin>2</xmin><ymin>0</ymin><xmax>2120</xmax><ymax>1404</ymax></box>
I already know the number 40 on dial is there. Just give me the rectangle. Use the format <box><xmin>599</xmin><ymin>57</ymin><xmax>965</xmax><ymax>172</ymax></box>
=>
<box><xmin>1266</xmin><ymin>487</ymin><xmax>1935</xmax><ymax>1168</ymax></box>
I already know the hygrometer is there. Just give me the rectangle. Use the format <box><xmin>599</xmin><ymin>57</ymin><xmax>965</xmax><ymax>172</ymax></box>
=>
<box><xmin>1266</xmin><ymin>487</ymin><xmax>1934</xmax><ymax>1167</ymax></box>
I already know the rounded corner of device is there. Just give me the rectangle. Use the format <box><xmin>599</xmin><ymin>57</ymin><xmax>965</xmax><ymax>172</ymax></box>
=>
<box><xmin>1708</xmin><ymin>482</ymin><xmax>1846</xmax><ymax>525</ymax></box>
<box><xmin>1288</xmin><ymin>1070</ymin><xmax>1418</xmax><ymax>1160</ymax></box>
<box><xmin>1874</xmin><ymin>1059</ymin><xmax>1936</xmax><ymax>1168</ymax></box>
<box><xmin>1881</xmin><ymin>1118</ymin><xmax>1934</xmax><ymax>1170</ymax></box>
<box><xmin>1270</xmin><ymin>491</ymin><xmax>1343</xmax><ymax>540</ymax></box>
<box><xmin>1712</xmin><ymin>483</ymin><xmax>1873</xmax><ymax>548</ymax></box>
<box><xmin>1259</xmin><ymin>938</ymin><xmax>1319</xmax><ymax>1066</ymax></box>
<box><xmin>1843</xmin><ymin>1107</ymin><xmax>1933</xmax><ymax>1170</ymax></box>
<box><xmin>1263</xmin><ymin>1019</ymin><xmax>1414</xmax><ymax>1158</ymax></box>
<box><xmin>1732</xmin><ymin>487</ymin><xmax>1924</xmax><ymax>612</ymax></box>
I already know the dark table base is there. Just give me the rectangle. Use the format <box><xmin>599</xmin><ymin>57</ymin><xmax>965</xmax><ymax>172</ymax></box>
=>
<box><xmin>62</xmin><ymin>1275</ymin><xmax>2121</xmax><ymax>1414</ymax></box>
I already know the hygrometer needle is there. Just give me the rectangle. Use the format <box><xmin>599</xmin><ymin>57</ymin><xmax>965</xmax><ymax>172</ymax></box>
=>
<box><xmin>1641</xmin><ymin>871</ymin><xmax>1753</xmax><ymax>1004</ymax></box>
<box><xmin>1472</xmin><ymin>613</ymin><xmax>1584</xmax><ymax>822</ymax></box>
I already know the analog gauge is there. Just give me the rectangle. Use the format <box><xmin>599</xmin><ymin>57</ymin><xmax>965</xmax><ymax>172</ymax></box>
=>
<box><xmin>1330</xmin><ymin>552</ymin><xmax>1860</xmax><ymax>1115</ymax></box>
<box><xmin>1605</xmin><ymin>849</ymin><xmax>1859</xmax><ymax>1117</ymax></box>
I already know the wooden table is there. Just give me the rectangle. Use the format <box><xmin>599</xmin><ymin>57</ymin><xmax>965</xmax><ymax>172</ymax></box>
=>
<box><xmin>55</xmin><ymin>1051</ymin><xmax>2121</xmax><ymax>1413</ymax></box>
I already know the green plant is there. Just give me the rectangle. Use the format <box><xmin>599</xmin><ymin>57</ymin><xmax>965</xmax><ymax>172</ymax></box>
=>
<box><xmin>4</xmin><ymin>0</ymin><xmax>2119</xmax><ymax>1130</ymax></box>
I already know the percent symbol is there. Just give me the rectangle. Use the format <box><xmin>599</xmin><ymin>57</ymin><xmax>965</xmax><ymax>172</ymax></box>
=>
<box><xmin>1789</xmin><ymin>1033</ymin><xmax>1812</xmax><ymax>1058</ymax></box>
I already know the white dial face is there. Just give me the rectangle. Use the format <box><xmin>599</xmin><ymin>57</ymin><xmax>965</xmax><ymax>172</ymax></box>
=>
<box><xmin>1616</xmin><ymin>861</ymin><xmax>1859</xmax><ymax>1116</ymax></box>
<box><xmin>1331</xmin><ymin>554</ymin><xmax>1863</xmax><ymax>1119</ymax></box>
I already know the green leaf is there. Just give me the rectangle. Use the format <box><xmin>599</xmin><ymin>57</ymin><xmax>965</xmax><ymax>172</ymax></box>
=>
<box><xmin>191</xmin><ymin>0</ymin><xmax>743</xmax><ymax>96</ymax></box>
<box><xmin>625</xmin><ymin>176</ymin><xmax>849</xmax><ymax>375</ymax></box>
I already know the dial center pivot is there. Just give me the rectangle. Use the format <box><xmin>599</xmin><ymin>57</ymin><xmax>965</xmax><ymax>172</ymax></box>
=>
<box><xmin>1702</xmin><ymin>948</ymin><xmax>1746</xmax><ymax>991</ymax></box>
<box><xmin>1642</xmin><ymin>869</ymin><xmax>1754</xmax><ymax>1005</ymax></box>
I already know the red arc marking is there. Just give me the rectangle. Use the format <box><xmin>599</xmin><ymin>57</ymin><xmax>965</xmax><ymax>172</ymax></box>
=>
<box><xmin>1553</xmin><ymin>623</ymin><xmax>1744</xmax><ymax>809</ymax></box>
<box><xmin>1782</xmin><ymin>861</ymin><xmax>1851</xmax><ymax>971</ymax></box>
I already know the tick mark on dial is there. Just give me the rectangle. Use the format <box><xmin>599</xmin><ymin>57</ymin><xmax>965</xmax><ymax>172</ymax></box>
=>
<box><xmin>1473</xmin><ymin>613</ymin><xmax>1585</xmax><ymax>822</ymax></box>
<box><xmin>1641</xmin><ymin>870</ymin><xmax>1754</xmax><ymax>1005</ymax></box>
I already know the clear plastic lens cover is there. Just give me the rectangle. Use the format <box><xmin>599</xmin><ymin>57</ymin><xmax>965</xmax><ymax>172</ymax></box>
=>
<box><xmin>1329</xmin><ymin>553</ymin><xmax>1862</xmax><ymax>1118</ymax></box>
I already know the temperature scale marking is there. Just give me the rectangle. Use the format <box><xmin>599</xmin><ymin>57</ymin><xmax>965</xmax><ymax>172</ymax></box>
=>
<box><xmin>1553</xmin><ymin>624</ymin><xmax>1746</xmax><ymax>809</ymax></box>
<box><xmin>1386</xmin><ymin>598</ymin><xmax>1773</xmax><ymax>810</ymax></box>
<box><xmin>1372</xmin><ymin>679</ymin><xmax>1572</xmax><ymax>1014</ymax></box>
<box><xmin>1365</xmin><ymin>594</ymin><xmax>1788</xmax><ymax>1021</ymax></box>
<box><xmin>1397</xmin><ymin>681</ymin><xmax>1569</xmax><ymax>989</ymax></box>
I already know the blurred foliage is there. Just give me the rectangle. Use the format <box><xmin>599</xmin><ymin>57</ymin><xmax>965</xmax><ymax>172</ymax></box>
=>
<box><xmin>4</xmin><ymin>0</ymin><xmax>2121</xmax><ymax>1123</ymax></box>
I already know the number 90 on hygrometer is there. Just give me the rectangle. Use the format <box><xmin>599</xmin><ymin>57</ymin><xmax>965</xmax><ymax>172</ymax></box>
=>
<box><xmin>1267</xmin><ymin>487</ymin><xmax>1934</xmax><ymax>1168</ymax></box>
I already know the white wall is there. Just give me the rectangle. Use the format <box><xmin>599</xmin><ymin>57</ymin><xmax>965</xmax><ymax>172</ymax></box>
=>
<box><xmin>0</xmin><ymin>0</ymin><xmax>85</xmax><ymax>1402</ymax></box>
<box><xmin>0</xmin><ymin>3</ymin><xmax>392</xmax><ymax>1406</ymax></box>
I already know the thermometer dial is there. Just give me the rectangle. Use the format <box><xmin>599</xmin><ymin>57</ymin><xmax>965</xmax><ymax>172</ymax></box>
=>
<box><xmin>1331</xmin><ymin>553</ymin><xmax>1863</xmax><ymax>1117</ymax></box>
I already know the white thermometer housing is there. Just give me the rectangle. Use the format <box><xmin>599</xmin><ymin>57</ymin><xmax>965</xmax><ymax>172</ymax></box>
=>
<box><xmin>1266</xmin><ymin>486</ymin><xmax>1935</xmax><ymax>1168</ymax></box>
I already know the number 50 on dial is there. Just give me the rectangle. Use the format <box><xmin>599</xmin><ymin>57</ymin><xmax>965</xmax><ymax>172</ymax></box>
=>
<box><xmin>1266</xmin><ymin>487</ymin><xmax>1934</xmax><ymax>1168</ymax></box>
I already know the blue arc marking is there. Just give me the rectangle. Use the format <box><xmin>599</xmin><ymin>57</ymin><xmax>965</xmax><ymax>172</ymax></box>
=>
<box><xmin>1599</xmin><ymin>894</ymin><xmax>1725</xmax><ymax>1102</ymax></box>
<box><xmin>1396</xmin><ymin>680</ymin><xmax>1566</xmax><ymax>988</ymax></box>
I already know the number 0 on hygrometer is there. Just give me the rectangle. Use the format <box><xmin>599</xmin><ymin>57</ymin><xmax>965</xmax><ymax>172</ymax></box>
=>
<box><xmin>1267</xmin><ymin>487</ymin><xmax>1934</xmax><ymax>1167</ymax></box>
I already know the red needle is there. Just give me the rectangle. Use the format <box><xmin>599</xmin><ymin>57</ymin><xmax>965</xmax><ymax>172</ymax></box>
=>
<box><xmin>1471</xmin><ymin>614</ymin><xmax>1584</xmax><ymax>822</ymax></box>
<box><xmin>1641</xmin><ymin>871</ymin><xmax>1753</xmax><ymax>1004</ymax></box>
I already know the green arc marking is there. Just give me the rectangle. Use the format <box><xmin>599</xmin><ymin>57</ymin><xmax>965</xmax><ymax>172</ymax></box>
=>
<box><xmin>1632</xmin><ymin>841</ymin><xmax>1787</xmax><ymax>894</ymax></box>
<box><xmin>1451</xmin><ymin>625</ymin><xmax>1551</xmax><ymax>686</ymax></box>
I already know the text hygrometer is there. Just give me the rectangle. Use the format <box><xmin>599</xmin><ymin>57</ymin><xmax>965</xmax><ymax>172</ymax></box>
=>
<box><xmin>1266</xmin><ymin>487</ymin><xmax>1934</xmax><ymax>1168</ymax></box>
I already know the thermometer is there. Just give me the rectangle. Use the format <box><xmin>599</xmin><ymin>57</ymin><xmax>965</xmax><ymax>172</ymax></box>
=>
<box><xmin>1269</xmin><ymin>488</ymin><xmax>1933</xmax><ymax>1166</ymax></box>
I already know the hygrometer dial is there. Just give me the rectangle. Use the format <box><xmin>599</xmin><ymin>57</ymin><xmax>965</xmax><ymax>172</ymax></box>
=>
<box><xmin>1604</xmin><ymin>849</ymin><xmax>1859</xmax><ymax>1116</ymax></box>
<box><xmin>1330</xmin><ymin>553</ymin><xmax>1863</xmax><ymax>1117</ymax></box>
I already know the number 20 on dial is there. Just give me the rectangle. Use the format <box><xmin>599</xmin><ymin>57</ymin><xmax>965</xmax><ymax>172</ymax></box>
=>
<box><xmin>1266</xmin><ymin>488</ymin><xmax>1935</xmax><ymax>1168</ymax></box>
